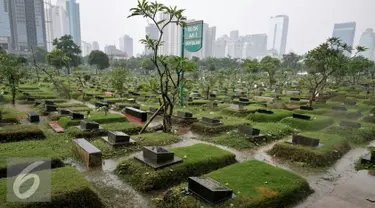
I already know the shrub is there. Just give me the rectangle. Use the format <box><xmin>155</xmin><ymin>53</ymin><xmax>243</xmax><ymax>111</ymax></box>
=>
<box><xmin>0</xmin><ymin>124</ymin><xmax>45</xmax><ymax>143</ymax></box>
<box><xmin>157</xmin><ymin>160</ymin><xmax>312</xmax><ymax>208</ymax></box>
<box><xmin>0</xmin><ymin>167</ymin><xmax>104</xmax><ymax>208</ymax></box>
<box><xmin>116</xmin><ymin>144</ymin><xmax>236</xmax><ymax>191</ymax></box>
<box><xmin>269</xmin><ymin>132</ymin><xmax>350</xmax><ymax>167</ymax></box>
<box><xmin>280</xmin><ymin>115</ymin><xmax>334</xmax><ymax>131</ymax></box>
<box><xmin>247</xmin><ymin>109</ymin><xmax>293</xmax><ymax>122</ymax></box>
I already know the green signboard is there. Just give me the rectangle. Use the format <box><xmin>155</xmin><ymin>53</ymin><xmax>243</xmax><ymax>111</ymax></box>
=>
<box><xmin>184</xmin><ymin>21</ymin><xmax>204</xmax><ymax>52</ymax></box>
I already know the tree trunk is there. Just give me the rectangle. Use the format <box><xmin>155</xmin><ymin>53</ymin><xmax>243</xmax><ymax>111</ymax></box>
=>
<box><xmin>206</xmin><ymin>87</ymin><xmax>210</xmax><ymax>100</ymax></box>
<box><xmin>11</xmin><ymin>85</ymin><xmax>16</xmax><ymax>105</ymax></box>
<box><xmin>139</xmin><ymin>103</ymin><xmax>166</xmax><ymax>134</ymax></box>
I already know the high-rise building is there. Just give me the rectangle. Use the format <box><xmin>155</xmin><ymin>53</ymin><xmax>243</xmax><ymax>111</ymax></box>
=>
<box><xmin>45</xmin><ymin>0</ymin><xmax>70</xmax><ymax>51</ymax></box>
<box><xmin>267</xmin><ymin>15</ymin><xmax>289</xmax><ymax>56</ymax></box>
<box><xmin>8</xmin><ymin>0</ymin><xmax>47</xmax><ymax>51</ymax></box>
<box><xmin>230</xmin><ymin>30</ymin><xmax>239</xmax><ymax>41</ymax></box>
<box><xmin>214</xmin><ymin>35</ymin><xmax>229</xmax><ymax>58</ymax></box>
<box><xmin>145</xmin><ymin>23</ymin><xmax>159</xmax><ymax>55</ymax></box>
<box><xmin>242</xmin><ymin>34</ymin><xmax>268</xmax><ymax>59</ymax></box>
<box><xmin>358</xmin><ymin>29</ymin><xmax>375</xmax><ymax>61</ymax></box>
<box><xmin>66</xmin><ymin>0</ymin><xmax>81</xmax><ymax>46</ymax></box>
<box><xmin>332</xmin><ymin>22</ymin><xmax>356</xmax><ymax>50</ymax></box>
<box><xmin>226</xmin><ymin>39</ymin><xmax>244</xmax><ymax>59</ymax></box>
<box><xmin>92</xmin><ymin>41</ymin><xmax>99</xmax><ymax>50</ymax></box>
<box><xmin>81</xmin><ymin>41</ymin><xmax>92</xmax><ymax>56</ymax></box>
<box><xmin>0</xmin><ymin>0</ymin><xmax>10</xmax><ymax>50</ymax></box>
<box><xmin>119</xmin><ymin>35</ymin><xmax>133</xmax><ymax>57</ymax></box>
<box><xmin>158</xmin><ymin>13</ymin><xmax>182</xmax><ymax>56</ymax></box>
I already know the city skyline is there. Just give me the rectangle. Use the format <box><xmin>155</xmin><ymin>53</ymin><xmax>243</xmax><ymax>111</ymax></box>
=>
<box><xmin>77</xmin><ymin>0</ymin><xmax>375</xmax><ymax>56</ymax></box>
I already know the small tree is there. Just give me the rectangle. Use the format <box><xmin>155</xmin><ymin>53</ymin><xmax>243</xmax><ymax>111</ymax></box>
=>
<box><xmin>198</xmin><ymin>73</ymin><xmax>217</xmax><ymax>99</ymax></box>
<box><xmin>88</xmin><ymin>50</ymin><xmax>110</xmax><ymax>74</ymax></box>
<box><xmin>346</xmin><ymin>56</ymin><xmax>373</xmax><ymax>85</ymax></box>
<box><xmin>0</xmin><ymin>54</ymin><xmax>23</xmax><ymax>104</ymax></box>
<box><xmin>129</xmin><ymin>0</ymin><xmax>197</xmax><ymax>133</ymax></box>
<box><xmin>140</xmin><ymin>58</ymin><xmax>155</xmax><ymax>73</ymax></box>
<box><xmin>259</xmin><ymin>56</ymin><xmax>281</xmax><ymax>88</ymax></box>
<box><xmin>110</xmin><ymin>68</ymin><xmax>129</xmax><ymax>94</ymax></box>
<box><xmin>304</xmin><ymin>37</ymin><xmax>365</xmax><ymax>107</ymax></box>
<box><xmin>52</xmin><ymin>35</ymin><xmax>81</xmax><ymax>73</ymax></box>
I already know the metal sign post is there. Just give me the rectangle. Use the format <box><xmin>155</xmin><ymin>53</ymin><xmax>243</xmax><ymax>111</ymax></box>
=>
<box><xmin>179</xmin><ymin>20</ymin><xmax>204</xmax><ymax>106</ymax></box>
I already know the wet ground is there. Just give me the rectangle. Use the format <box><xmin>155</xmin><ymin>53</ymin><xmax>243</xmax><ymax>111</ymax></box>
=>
<box><xmin>44</xmin><ymin>102</ymin><xmax>375</xmax><ymax>208</ymax></box>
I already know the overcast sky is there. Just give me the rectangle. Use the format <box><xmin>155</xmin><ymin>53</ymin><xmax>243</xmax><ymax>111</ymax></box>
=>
<box><xmin>70</xmin><ymin>0</ymin><xmax>375</xmax><ymax>55</ymax></box>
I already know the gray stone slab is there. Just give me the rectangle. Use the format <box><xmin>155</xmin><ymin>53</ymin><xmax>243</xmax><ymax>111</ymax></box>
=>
<box><xmin>134</xmin><ymin>154</ymin><xmax>182</xmax><ymax>170</ymax></box>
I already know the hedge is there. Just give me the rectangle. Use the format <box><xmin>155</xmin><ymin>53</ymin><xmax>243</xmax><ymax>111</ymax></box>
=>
<box><xmin>247</xmin><ymin>109</ymin><xmax>293</xmax><ymax>122</ymax></box>
<box><xmin>269</xmin><ymin>132</ymin><xmax>350</xmax><ymax>167</ymax></box>
<box><xmin>280</xmin><ymin>114</ymin><xmax>334</xmax><ymax>131</ymax></box>
<box><xmin>116</xmin><ymin>144</ymin><xmax>236</xmax><ymax>191</ymax></box>
<box><xmin>0</xmin><ymin>124</ymin><xmax>45</xmax><ymax>143</ymax></box>
<box><xmin>156</xmin><ymin>160</ymin><xmax>312</xmax><ymax>208</ymax></box>
<box><xmin>0</xmin><ymin>167</ymin><xmax>104</xmax><ymax>208</ymax></box>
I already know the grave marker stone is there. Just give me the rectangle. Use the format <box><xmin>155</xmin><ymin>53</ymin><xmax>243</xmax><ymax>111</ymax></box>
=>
<box><xmin>239</xmin><ymin>97</ymin><xmax>249</xmax><ymax>102</ymax></box>
<box><xmin>230</xmin><ymin>104</ymin><xmax>244</xmax><ymax>111</ymax></box>
<box><xmin>188</xmin><ymin>177</ymin><xmax>233</xmax><ymax>204</ymax></box>
<box><xmin>290</xmin><ymin>97</ymin><xmax>301</xmax><ymax>101</ymax></box>
<box><xmin>27</xmin><ymin>112</ymin><xmax>39</xmax><ymax>123</ymax></box>
<box><xmin>58</xmin><ymin>108</ymin><xmax>72</xmax><ymax>115</ymax></box>
<box><xmin>291</xmin><ymin>134</ymin><xmax>320</xmax><ymax>147</ymax></box>
<box><xmin>293</xmin><ymin>113</ymin><xmax>311</xmax><ymax>120</ymax></box>
<box><xmin>44</xmin><ymin>105</ymin><xmax>57</xmax><ymax>112</ymax></box>
<box><xmin>339</xmin><ymin>121</ymin><xmax>361</xmax><ymax>129</ymax></box>
<box><xmin>257</xmin><ymin>109</ymin><xmax>274</xmax><ymax>114</ymax></box>
<box><xmin>201</xmin><ymin>117</ymin><xmax>222</xmax><ymax>126</ymax></box>
<box><xmin>125</xmin><ymin>107</ymin><xmax>147</xmax><ymax>122</ymax></box>
<box><xmin>300</xmin><ymin>106</ymin><xmax>314</xmax><ymax>111</ymax></box>
<box><xmin>332</xmin><ymin>106</ymin><xmax>347</xmax><ymax>111</ymax></box>
<box><xmin>72</xmin><ymin>138</ymin><xmax>102</xmax><ymax>168</ymax></box>
<box><xmin>134</xmin><ymin>146</ymin><xmax>183</xmax><ymax>169</ymax></box>
<box><xmin>80</xmin><ymin>120</ymin><xmax>99</xmax><ymax>131</ymax></box>
<box><xmin>71</xmin><ymin>112</ymin><xmax>84</xmax><ymax>120</ymax></box>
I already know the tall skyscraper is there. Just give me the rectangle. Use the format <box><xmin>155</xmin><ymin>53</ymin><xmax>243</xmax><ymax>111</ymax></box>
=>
<box><xmin>242</xmin><ymin>34</ymin><xmax>268</xmax><ymax>59</ymax></box>
<box><xmin>81</xmin><ymin>41</ymin><xmax>92</xmax><ymax>56</ymax></box>
<box><xmin>45</xmin><ymin>0</ymin><xmax>70</xmax><ymax>51</ymax></box>
<box><xmin>66</xmin><ymin>0</ymin><xmax>81</xmax><ymax>46</ymax></box>
<box><xmin>0</xmin><ymin>0</ymin><xmax>10</xmax><ymax>50</ymax></box>
<box><xmin>225</xmin><ymin>39</ymin><xmax>243</xmax><ymax>58</ymax></box>
<box><xmin>359</xmin><ymin>29</ymin><xmax>375</xmax><ymax>61</ymax></box>
<box><xmin>119</xmin><ymin>35</ymin><xmax>133</xmax><ymax>57</ymax></box>
<box><xmin>158</xmin><ymin>13</ymin><xmax>182</xmax><ymax>56</ymax></box>
<box><xmin>145</xmin><ymin>23</ymin><xmax>159</xmax><ymax>55</ymax></box>
<box><xmin>214</xmin><ymin>35</ymin><xmax>229</xmax><ymax>58</ymax></box>
<box><xmin>8</xmin><ymin>0</ymin><xmax>47</xmax><ymax>51</ymax></box>
<box><xmin>332</xmin><ymin>22</ymin><xmax>356</xmax><ymax>50</ymax></box>
<box><xmin>92</xmin><ymin>41</ymin><xmax>99</xmax><ymax>50</ymax></box>
<box><xmin>230</xmin><ymin>30</ymin><xmax>239</xmax><ymax>40</ymax></box>
<box><xmin>267</xmin><ymin>15</ymin><xmax>289</xmax><ymax>56</ymax></box>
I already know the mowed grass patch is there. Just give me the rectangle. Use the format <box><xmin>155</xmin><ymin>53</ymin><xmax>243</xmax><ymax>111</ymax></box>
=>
<box><xmin>116</xmin><ymin>144</ymin><xmax>236</xmax><ymax>191</ymax></box>
<box><xmin>201</xmin><ymin>123</ymin><xmax>293</xmax><ymax>150</ymax></box>
<box><xmin>280</xmin><ymin>114</ymin><xmax>334</xmax><ymax>131</ymax></box>
<box><xmin>0</xmin><ymin>140</ymin><xmax>64</xmax><ymax>178</ymax></box>
<box><xmin>0</xmin><ymin>124</ymin><xmax>45</xmax><ymax>143</ymax></box>
<box><xmin>269</xmin><ymin>132</ymin><xmax>350</xmax><ymax>167</ymax></box>
<box><xmin>156</xmin><ymin>160</ymin><xmax>311</xmax><ymax>208</ymax></box>
<box><xmin>0</xmin><ymin>167</ymin><xmax>104</xmax><ymax>208</ymax></box>
<box><xmin>91</xmin><ymin>132</ymin><xmax>180</xmax><ymax>159</ymax></box>
<box><xmin>324</xmin><ymin>123</ymin><xmax>375</xmax><ymax>144</ymax></box>
<box><xmin>247</xmin><ymin>109</ymin><xmax>293</xmax><ymax>122</ymax></box>
<box><xmin>100</xmin><ymin>122</ymin><xmax>141</xmax><ymax>135</ymax></box>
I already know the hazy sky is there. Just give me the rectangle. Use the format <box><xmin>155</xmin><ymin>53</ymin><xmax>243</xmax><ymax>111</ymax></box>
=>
<box><xmin>71</xmin><ymin>0</ymin><xmax>375</xmax><ymax>55</ymax></box>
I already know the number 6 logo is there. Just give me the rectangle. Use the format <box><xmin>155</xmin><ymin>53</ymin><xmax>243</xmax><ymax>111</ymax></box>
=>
<box><xmin>13</xmin><ymin>161</ymin><xmax>45</xmax><ymax>199</ymax></box>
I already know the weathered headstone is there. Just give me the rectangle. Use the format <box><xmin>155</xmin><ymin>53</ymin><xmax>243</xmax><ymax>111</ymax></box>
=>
<box><xmin>95</xmin><ymin>96</ymin><xmax>105</xmax><ymax>100</ymax></box>
<box><xmin>95</xmin><ymin>101</ymin><xmax>109</xmax><ymax>108</ymax></box>
<box><xmin>134</xmin><ymin>146</ymin><xmax>183</xmax><ymax>169</ymax></box>
<box><xmin>178</xmin><ymin>111</ymin><xmax>193</xmax><ymax>118</ymax></box>
<box><xmin>27</xmin><ymin>97</ymin><xmax>35</xmax><ymax>102</ymax></box>
<box><xmin>253</xmin><ymin>96</ymin><xmax>275</xmax><ymax>102</ymax></box>
<box><xmin>230</xmin><ymin>104</ymin><xmax>244</xmax><ymax>111</ymax></box>
<box><xmin>44</xmin><ymin>105</ymin><xmax>57</xmax><ymax>112</ymax></box>
<box><xmin>188</xmin><ymin>177</ymin><xmax>233</xmax><ymax>204</ymax></box>
<box><xmin>80</xmin><ymin>120</ymin><xmax>99</xmax><ymax>131</ymax></box>
<box><xmin>103</xmin><ymin>131</ymin><xmax>135</xmax><ymax>146</ymax></box>
<box><xmin>339</xmin><ymin>121</ymin><xmax>361</xmax><ymax>129</ymax></box>
<box><xmin>300</xmin><ymin>106</ymin><xmax>314</xmax><ymax>111</ymax></box>
<box><xmin>239</xmin><ymin>97</ymin><xmax>249</xmax><ymax>102</ymax></box>
<box><xmin>291</xmin><ymin>134</ymin><xmax>320</xmax><ymax>147</ymax></box>
<box><xmin>293</xmin><ymin>113</ymin><xmax>311</xmax><ymax>120</ymax></box>
<box><xmin>332</xmin><ymin>106</ymin><xmax>347</xmax><ymax>111</ymax></box>
<box><xmin>210</xmin><ymin>93</ymin><xmax>216</xmax><ymax>98</ymax></box>
<box><xmin>72</xmin><ymin>138</ymin><xmax>102</xmax><ymax>168</ymax></box>
<box><xmin>125</xmin><ymin>107</ymin><xmax>147</xmax><ymax>122</ymax></box>
<box><xmin>127</xmin><ymin>98</ymin><xmax>136</xmax><ymax>103</ymax></box>
<box><xmin>27</xmin><ymin>112</ymin><xmax>40</xmax><ymax>123</ymax></box>
<box><xmin>106</xmin><ymin>100</ymin><xmax>116</xmax><ymax>105</ymax></box>
<box><xmin>44</xmin><ymin>100</ymin><xmax>55</xmax><ymax>105</ymax></box>
<box><xmin>71</xmin><ymin>112</ymin><xmax>84</xmax><ymax>120</ymax></box>
<box><xmin>257</xmin><ymin>109</ymin><xmax>274</xmax><ymax>114</ymax></box>
<box><xmin>58</xmin><ymin>108</ymin><xmax>72</xmax><ymax>115</ymax></box>
<box><xmin>201</xmin><ymin>117</ymin><xmax>222</xmax><ymax>126</ymax></box>
<box><xmin>238</xmin><ymin>125</ymin><xmax>260</xmax><ymax>136</ymax></box>
<box><xmin>290</xmin><ymin>97</ymin><xmax>301</xmax><ymax>101</ymax></box>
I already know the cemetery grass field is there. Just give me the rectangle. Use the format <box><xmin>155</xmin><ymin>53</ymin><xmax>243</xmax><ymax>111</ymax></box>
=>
<box><xmin>0</xmin><ymin>167</ymin><xmax>104</xmax><ymax>208</ymax></box>
<box><xmin>156</xmin><ymin>160</ymin><xmax>312</xmax><ymax>208</ymax></box>
<box><xmin>269</xmin><ymin>132</ymin><xmax>350</xmax><ymax>167</ymax></box>
<box><xmin>116</xmin><ymin>144</ymin><xmax>236</xmax><ymax>191</ymax></box>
